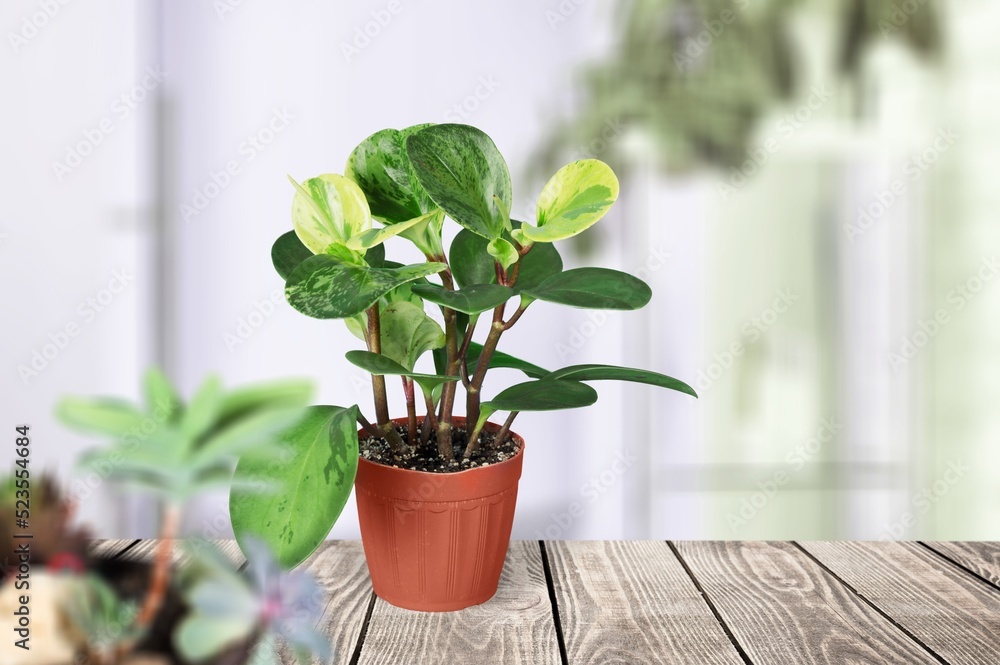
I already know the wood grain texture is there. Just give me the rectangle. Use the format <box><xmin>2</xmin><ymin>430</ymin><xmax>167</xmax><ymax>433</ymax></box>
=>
<box><xmin>88</xmin><ymin>539</ymin><xmax>138</xmax><ymax>559</ymax></box>
<box><xmin>281</xmin><ymin>540</ymin><xmax>373</xmax><ymax>665</ymax></box>
<box><xmin>118</xmin><ymin>539</ymin><xmax>247</xmax><ymax>567</ymax></box>
<box><xmin>546</xmin><ymin>540</ymin><xmax>742</xmax><ymax>665</ymax></box>
<box><xmin>923</xmin><ymin>541</ymin><xmax>1000</xmax><ymax>587</ymax></box>
<box><xmin>357</xmin><ymin>540</ymin><xmax>560</xmax><ymax>665</ymax></box>
<box><xmin>675</xmin><ymin>541</ymin><xmax>939</xmax><ymax>664</ymax></box>
<box><xmin>801</xmin><ymin>541</ymin><xmax>1000</xmax><ymax>664</ymax></box>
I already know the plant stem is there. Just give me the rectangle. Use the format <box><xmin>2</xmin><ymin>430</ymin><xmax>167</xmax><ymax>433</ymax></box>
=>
<box><xmin>507</xmin><ymin>257</ymin><xmax>523</xmax><ymax>287</ymax></box>
<box><xmin>463</xmin><ymin>416</ymin><xmax>487</xmax><ymax>460</ymax></box>
<box><xmin>494</xmin><ymin>411</ymin><xmax>518</xmax><ymax>447</ymax></box>
<box><xmin>465</xmin><ymin>304</ymin><xmax>506</xmax><ymax>443</ymax></box>
<box><xmin>365</xmin><ymin>305</ymin><xmax>405</xmax><ymax>453</ymax></box>
<box><xmin>458</xmin><ymin>315</ymin><xmax>479</xmax><ymax>387</ymax></box>
<box><xmin>356</xmin><ymin>412</ymin><xmax>381</xmax><ymax>440</ymax></box>
<box><xmin>435</xmin><ymin>270</ymin><xmax>460</xmax><ymax>462</ymax></box>
<box><xmin>402</xmin><ymin>377</ymin><xmax>417</xmax><ymax>444</ymax></box>
<box><xmin>503</xmin><ymin>303</ymin><xmax>528</xmax><ymax>329</ymax></box>
<box><xmin>133</xmin><ymin>503</ymin><xmax>180</xmax><ymax>631</ymax></box>
<box><xmin>421</xmin><ymin>392</ymin><xmax>437</xmax><ymax>447</ymax></box>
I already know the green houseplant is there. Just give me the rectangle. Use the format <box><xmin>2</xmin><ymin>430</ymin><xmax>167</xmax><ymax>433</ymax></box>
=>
<box><xmin>234</xmin><ymin>122</ymin><xmax>696</xmax><ymax>611</ymax></box>
<box><xmin>53</xmin><ymin>370</ymin><xmax>335</xmax><ymax>664</ymax></box>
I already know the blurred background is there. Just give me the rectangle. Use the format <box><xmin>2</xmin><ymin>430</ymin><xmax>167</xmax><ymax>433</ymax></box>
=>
<box><xmin>2</xmin><ymin>0</ymin><xmax>996</xmax><ymax>541</ymax></box>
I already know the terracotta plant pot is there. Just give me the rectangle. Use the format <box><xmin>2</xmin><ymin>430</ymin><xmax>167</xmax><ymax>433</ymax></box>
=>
<box><xmin>355</xmin><ymin>417</ymin><xmax>524</xmax><ymax>611</ymax></box>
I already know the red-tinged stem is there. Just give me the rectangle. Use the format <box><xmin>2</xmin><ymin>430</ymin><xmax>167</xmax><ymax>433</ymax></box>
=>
<box><xmin>458</xmin><ymin>316</ymin><xmax>479</xmax><ymax>387</ymax></box>
<box><xmin>503</xmin><ymin>303</ymin><xmax>528</xmax><ymax>330</ymax></box>
<box><xmin>465</xmin><ymin>303</ymin><xmax>506</xmax><ymax>444</ymax></box>
<box><xmin>402</xmin><ymin>377</ymin><xmax>417</xmax><ymax>444</ymax></box>
<box><xmin>132</xmin><ymin>503</ymin><xmax>180</xmax><ymax>633</ymax></box>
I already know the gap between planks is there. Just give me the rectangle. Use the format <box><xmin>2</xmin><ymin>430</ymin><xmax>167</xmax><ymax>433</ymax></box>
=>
<box><xmin>674</xmin><ymin>541</ymin><xmax>944</xmax><ymax>665</ymax></box>
<box><xmin>799</xmin><ymin>541</ymin><xmax>1000</xmax><ymax>665</ymax></box>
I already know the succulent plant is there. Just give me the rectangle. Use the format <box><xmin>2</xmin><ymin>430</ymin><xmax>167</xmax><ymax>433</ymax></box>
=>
<box><xmin>176</xmin><ymin>539</ymin><xmax>330</xmax><ymax>665</ymax></box>
<box><xmin>0</xmin><ymin>474</ymin><xmax>90</xmax><ymax>579</ymax></box>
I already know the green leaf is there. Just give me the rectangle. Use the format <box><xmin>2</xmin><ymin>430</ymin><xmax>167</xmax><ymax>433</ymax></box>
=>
<box><xmin>524</xmin><ymin>268</ymin><xmax>651</xmax><ymax>310</ymax></box>
<box><xmin>465</xmin><ymin>343</ymin><xmax>549</xmax><ymax>379</ymax></box>
<box><xmin>180</xmin><ymin>376</ymin><xmax>223</xmax><ymax>444</ymax></box>
<box><xmin>56</xmin><ymin>397</ymin><xmax>145</xmax><ymax>436</ymax></box>
<box><xmin>449</xmin><ymin>223</ymin><xmax>563</xmax><ymax>291</ymax></box>
<box><xmin>546</xmin><ymin>364</ymin><xmax>697</xmax><ymax>398</ymax></box>
<box><xmin>488</xmin><ymin>238</ymin><xmax>519</xmax><ymax>271</ymax></box>
<box><xmin>449</xmin><ymin>228</ymin><xmax>495</xmax><ymax>287</ymax></box>
<box><xmin>483</xmin><ymin>379</ymin><xmax>598</xmax><ymax>413</ymax></box>
<box><xmin>323</xmin><ymin>242</ymin><xmax>366</xmax><ymax>267</ymax></box>
<box><xmin>364</xmin><ymin>243</ymin><xmax>386</xmax><ymax>268</ymax></box>
<box><xmin>230</xmin><ymin>405</ymin><xmax>360</xmax><ymax>569</ymax></box>
<box><xmin>397</xmin><ymin>208</ymin><xmax>446</xmax><ymax>258</ymax></box>
<box><xmin>345</xmin><ymin>350</ymin><xmax>458</xmax><ymax>396</ymax></box>
<box><xmin>142</xmin><ymin>368</ymin><xmax>179</xmax><ymax>421</ymax></box>
<box><xmin>520</xmin><ymin>159</ymin><xmax>620</xmax><ymax>243</ymax></box>
<box><xmin>345</xmin><ymin>212</ymin><xmax>431</xmax><ymax>251</ymax></box>
<box><xmin>274</xmin><ymin>228</ymin><xmax>382</xmax><ymax>272</ymax></box>
<box><xmin>345</xmin><ymin>125</ymin><xmax>436</xmax><ymax>223</ymax></box>
<box><xmin>290</xmin><ymin>174</ymin><xmax>371</xmax><ymax>254</ymax></box>
<box><xmin>410</xmin><ymin>283</ymin><xmax>513</xmax><ymax>315</ymax></box>
<box><xmin>406</xmin><ymin>124</ymin><xmax>511</xmax><ymax>239</ymax></box>
<box><xmin>186</xmin><ymin>577</ymin><xmax>258</xmax><ymax>619</ymax></box>
<box><xmin>175</xmin><ymin>614</ymin><xmax>256</xmax><ymax>662</ymax></box>
<box><xmin>378</xmin><ymin>300</ymin><xmax>446</xmax><ymax>370</ymax></box>
<box><xmin>271</xmin><ymin>231</ymin><xmax>314</xmax><ymax>281</ymax></box>
<box><xmin>216</xmin><ymin>379</ymin><xmax>314</xmax><ymax>426</ymax></box>
<box><xmin>285</xmin><ymin>255</ymin><xmax>447</xmax><ymax>319</ymax></box>
<box><xmin>191</xmin><ymin>406</ymin><xmax>308</xmax><ymax>470</ymax></box>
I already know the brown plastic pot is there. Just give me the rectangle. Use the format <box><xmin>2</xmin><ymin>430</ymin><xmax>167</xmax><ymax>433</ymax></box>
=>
<box><xmin>355</xmin><ymin>416</ymin><xmax>524</xmax><ymax>612</ymax></box>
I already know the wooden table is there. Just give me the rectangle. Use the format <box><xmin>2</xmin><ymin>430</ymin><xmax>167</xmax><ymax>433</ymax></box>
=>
<box><xmin>97</xmin><ymin>540</ymin><xmax>1000</xmax><ymax>664</ymax></box>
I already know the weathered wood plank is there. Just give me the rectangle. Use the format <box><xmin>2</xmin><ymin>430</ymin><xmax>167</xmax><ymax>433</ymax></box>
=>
<box><xmin>280</xmin><ymin>541</ymin><xmax>373</xmax><ymax>665</ymax></box>
<box><xmin>801</xmin><ymin>541</ymin><xmax>1000</xmax><ymax>664</ymax></box>
<box><xmin>675</xmin><ymin>541</ymin><xmax>938</xmax><ymax>664</ymax></box>
<box><xmin>546</xmin><ymin>540</ymin><xmax>743</xmax><ymax>664</ymax></box>
<box><xmin>357</xmin><ymin>540</ymin><xmax>560</xmax><ymax>665</ymax></box>
<box><xmin>88</xmin><ymin>539</ymin><xmax>138</xmax><ymax>559</ymax></box>
<box><xmin>119</xmin><ymin>538</ymin><xmax>246</xmax><ymax>567</ymax></box>
<box><xmin>923</xmin><ymin>541</ymin><xmax>1000</xmax><ymax>587</ymax></box>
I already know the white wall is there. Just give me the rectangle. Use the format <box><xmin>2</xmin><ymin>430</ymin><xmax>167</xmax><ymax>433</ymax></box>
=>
<box><xmin>157</xmin><ymin>0</ymin><xmax>651</xmax><ymax>540</ymax></box>
<box><xmin>0</xmin><ymin>0</ymin><xmax>151</xmax><ymax>537</ymax></box>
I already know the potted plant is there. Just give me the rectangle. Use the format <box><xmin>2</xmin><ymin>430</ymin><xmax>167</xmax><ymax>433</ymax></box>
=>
<box><xmin>45</xmin><ymin>369</ymin><xmax>335</xmax><ymax>664</ymax></box>
<box><xmin>233</xmin><ymin>122</ymin><xmax>697</xmax><ymax>612</ymax></box>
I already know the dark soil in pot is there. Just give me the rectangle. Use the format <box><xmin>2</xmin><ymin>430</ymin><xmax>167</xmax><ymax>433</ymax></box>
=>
<box><xmin>359</xmin><ymin>424</ymin><xmax>520</xmax><ymax>472</ymax></box>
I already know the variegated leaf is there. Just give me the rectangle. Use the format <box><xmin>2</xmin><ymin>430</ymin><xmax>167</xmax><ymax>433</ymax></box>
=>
<box><xmin>378</xmin><ymin>299</ymin><xmax>446</xmax><ymax>370</ymax></box>
<box><xmin>284</xmin><ymin>255</ymin><xmax>447</xmax><ymax>319</ymax></box>
<box><xmin>405</xmin><ymin>124</ymin><xmax>511</xmax><ymax>240</ymax></box>
<box><xmin>520</xmin><ymin>159</ymin><xmax>619</xmax><ymax>243</ymax></box>
<box><xmin>290</xmin><ymin>174</ymin><xmax>371</xmax><ymax>254</ymax></box>
<box><xmin>345</xmin><ymin>124</ymin><xmax>436</xmax><ymax>224</ymax></box>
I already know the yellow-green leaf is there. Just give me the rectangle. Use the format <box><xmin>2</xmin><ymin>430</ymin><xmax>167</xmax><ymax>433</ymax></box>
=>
<box><xmin>521</xmin><ymin>159</ymin><xmax>619</xmax><ymax>243</ymax></box>
<box><xmin>290</xmin><ymin>174</ymin><xmax>371</xmax><ymax>254</ymax></box>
